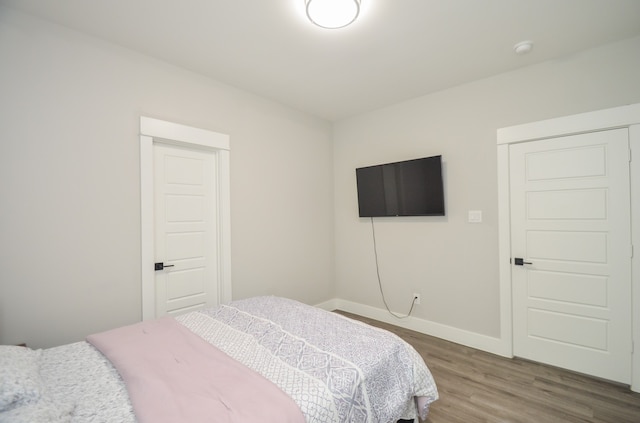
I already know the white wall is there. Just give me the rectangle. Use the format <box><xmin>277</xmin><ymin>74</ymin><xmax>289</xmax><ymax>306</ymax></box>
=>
<box><xmin>333</xmin><ymin>35</ymin><xmax>640</xmax><ymax>343</ymax></box>
<box><xmin>0</xmin><ymin>8</ymin><xmax>334</xmax><ymax>348</ymax></box>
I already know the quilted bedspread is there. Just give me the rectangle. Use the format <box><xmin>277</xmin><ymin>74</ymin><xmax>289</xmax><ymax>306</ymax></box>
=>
<box><xmin>176</xmin><ymin>296</ymin><xmax>439</xmax><ymax>422</ymax></box>
<box><xmin>20</xmin><ymin>296</ymin><xmax>437</xmax><ymax>423</ymax></box>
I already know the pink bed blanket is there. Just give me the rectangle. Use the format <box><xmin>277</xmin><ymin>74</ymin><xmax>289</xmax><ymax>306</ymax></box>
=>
<box><xmin>86</xmin><ymin>317</ymin><xmax>305</xmax><ymax>423</ymax></box>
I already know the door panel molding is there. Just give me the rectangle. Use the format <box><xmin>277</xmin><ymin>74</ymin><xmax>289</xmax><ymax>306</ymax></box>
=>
<box><xmin>140</xmin><ymin>117</ymin><xmax>231</xmax><ymax>321</ymax></box>
<box><xmin>497</xmin><ymin>103</ymin><xmax>640</xmax><ymax>392</ymax></box>
<box><xmin>154</xmin><ymin>144</ymin><xmax>217</xmax><ymax>316</ymax></box>
<box><xmin>510</xmin><ymin>130</ymin><xmax>631</xmax><ymax>384</ymax></box>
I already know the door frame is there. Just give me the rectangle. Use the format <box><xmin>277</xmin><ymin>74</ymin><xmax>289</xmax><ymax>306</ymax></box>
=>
<box><xmin>496</xmin><ymin>103</ymin><xmax>640</xmax><ymax>392</ymax></box>
<box><xmin>139</xmin><ymin>116</ymin><xmax>232</xmax><ymax>320</ymax></box>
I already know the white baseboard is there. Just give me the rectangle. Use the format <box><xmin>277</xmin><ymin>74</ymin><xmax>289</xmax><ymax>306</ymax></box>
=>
<box><xmin>315</xmin><ymin>298</ymin><xmax>512</xmax><ymax>358</ymax></box>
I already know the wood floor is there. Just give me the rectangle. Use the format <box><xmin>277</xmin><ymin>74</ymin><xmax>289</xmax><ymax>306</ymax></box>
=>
<box><xmin>337</xmin><ymin>312</ymin><xmax>640</xmax><ymax>423</ymax></box>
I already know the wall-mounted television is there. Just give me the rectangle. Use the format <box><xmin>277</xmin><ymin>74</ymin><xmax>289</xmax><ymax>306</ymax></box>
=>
<box><xmin>356</xmin><ymin>155</ymin><xmax>445</xmax><ymax>217</ymax></box>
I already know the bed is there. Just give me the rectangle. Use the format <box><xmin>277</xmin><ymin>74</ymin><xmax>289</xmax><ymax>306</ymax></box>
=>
<box><xmin>0</xmin><ymin>296</ymin><xmax>438</xmax><ymax>422</ymax></box>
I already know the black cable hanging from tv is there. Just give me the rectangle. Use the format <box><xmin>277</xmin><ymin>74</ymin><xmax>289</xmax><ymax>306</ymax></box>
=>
<box><xmin>370</xmin><ymin>217</ymin><xmax>417</xmax><ymax>319</ymax></box>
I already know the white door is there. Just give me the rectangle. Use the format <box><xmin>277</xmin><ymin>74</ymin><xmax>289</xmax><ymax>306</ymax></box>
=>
<box><xmin>153</xmin><ymin>143</ymin><xmax>219</xmax><ymax>316</ymax></box>
<box><xmin>510</xmin><ymin>128</ymin><xmax>632</xmax><ymax>384</ymax></box>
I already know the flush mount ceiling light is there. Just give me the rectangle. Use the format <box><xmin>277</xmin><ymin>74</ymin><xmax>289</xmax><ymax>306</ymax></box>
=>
<box><xmin>306</xmin><ymin>0</ymin><xmax>361</xmax><ymax>29</ymax></box>
<box><xmin>514</xmin><ymin>40</ymin><xmax>534</xmax><ymax>55</ymax></box>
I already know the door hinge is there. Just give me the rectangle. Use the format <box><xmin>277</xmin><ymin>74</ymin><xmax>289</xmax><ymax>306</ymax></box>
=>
<box><xmin>631</xmin><ymin>245</ymin><xmax>634</xmax><ymax>259</ymax></box>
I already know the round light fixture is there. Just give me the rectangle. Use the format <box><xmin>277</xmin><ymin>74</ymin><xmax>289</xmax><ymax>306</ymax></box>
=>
<box><xmin>306</xmin><ymin>0</ymin><xmax>361</xmax><ymax>29</ymax></box>
<box><xmin>514</xmin><ymin>40</ymin><xmax>534</xmax><ymax>55</ymax></box>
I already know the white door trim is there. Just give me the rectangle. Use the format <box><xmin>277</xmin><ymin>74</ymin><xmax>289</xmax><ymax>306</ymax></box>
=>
<box><xmin>496</xmin><ymin>103</ymin><xmax>640</xmax><ymax>392</ymax></box>
<box><xmin>140</xmin><ymin>116</ymin><xmax>231</xmax><ymax>320</ymax></box>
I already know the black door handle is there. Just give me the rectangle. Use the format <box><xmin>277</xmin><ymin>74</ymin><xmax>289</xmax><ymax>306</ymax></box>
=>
<box><xmin>154</xmin><ymin>262</ymin><xmax>175</xmax><ymax>271</ymax></box>
<box><xmin>514</xmin><ymin>257</ymin><xmax>532</xmax><ymax>266</ymax></box>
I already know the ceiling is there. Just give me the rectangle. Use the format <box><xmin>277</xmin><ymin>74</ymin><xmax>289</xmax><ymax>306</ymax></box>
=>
<box><xmin>2</xmin><ymin>0</ymin><xmax>640</xmax><ymax>121</ymax></box>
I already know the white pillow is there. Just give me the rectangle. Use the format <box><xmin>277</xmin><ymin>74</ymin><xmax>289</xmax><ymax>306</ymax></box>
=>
<box><xmin>0</xmin><ymin>346</ymin><xmax>43</xmax><ymax>411</ymax></box>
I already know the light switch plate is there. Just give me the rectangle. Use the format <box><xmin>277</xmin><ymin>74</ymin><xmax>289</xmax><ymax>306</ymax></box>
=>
<box><xmin>468</xmin><ymin>210</ymin><xmax>482</xmax><ymax>223</ymax></box>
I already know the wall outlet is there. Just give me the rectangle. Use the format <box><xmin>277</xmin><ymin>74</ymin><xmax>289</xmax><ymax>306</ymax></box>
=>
<box><xmin>413</xmin><ymin>293</ymin><xmax>421</xmax><ymax>305</ymax></box>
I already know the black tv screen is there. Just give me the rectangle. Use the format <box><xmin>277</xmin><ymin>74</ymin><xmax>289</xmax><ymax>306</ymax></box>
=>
<box><xmin>356</xmin><ymin>155</ymin><xmax>444</xmax><ymax>217</ymax></box>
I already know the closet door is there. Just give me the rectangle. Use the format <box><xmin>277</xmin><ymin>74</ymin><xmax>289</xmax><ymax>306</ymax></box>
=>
<box><xmin>509</xmin><ymin>129</ymin><xmax>632</xmax><ymax>384</ymax></box>
<box><xmin>153</xmin><ymin>143</ymin><xmax>219</xmax><ymax>316</ymax></box>
<box><xmin>140</xmin><ymin>116</ymin><xmax>231</xmax><ymax>321</ymax></box>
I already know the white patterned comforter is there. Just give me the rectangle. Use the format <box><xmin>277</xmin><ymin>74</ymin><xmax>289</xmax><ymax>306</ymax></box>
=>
<box><xmin>33</xmin><ymin>296</ymin><xmax>437</xmax><ymax>423</ymax></box>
